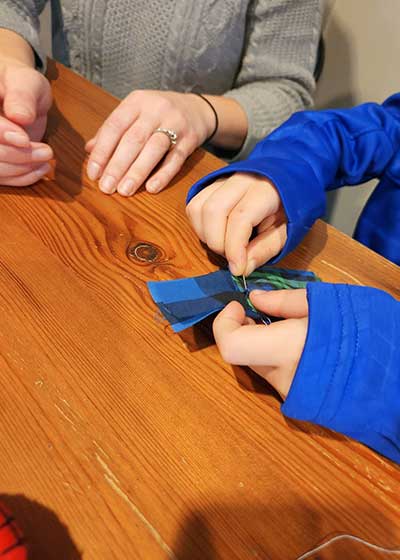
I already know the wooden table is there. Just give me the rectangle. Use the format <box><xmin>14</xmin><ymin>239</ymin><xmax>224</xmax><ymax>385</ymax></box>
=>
<box><xmin>0</xmin><ymin>61</ymin><xmax>399</xmax><ymax>560</ymax></box>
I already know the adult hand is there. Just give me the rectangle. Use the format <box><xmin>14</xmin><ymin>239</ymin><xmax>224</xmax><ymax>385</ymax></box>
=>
<box><xmin>213</xmin><ymin>289</ymin><xmax>308</xmax><ymax>398</ymax></box>
<box><xmin>85</xmin><ymin>90</ymin><xmax>216</xmax><ymax>196</ymax></box>
<box><xmin>186</xmin><ymin>172</ymin><xmax>287</xmax><ymax>276</ymax></box>
<box><xmin>0</xmin><ymin>61</ymin><xmax>53</xmax><ymax>186</ymax></box>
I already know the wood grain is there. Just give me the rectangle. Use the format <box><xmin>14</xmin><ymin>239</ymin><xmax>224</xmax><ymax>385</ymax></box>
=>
<box><xmin>0</xmin><ymin>60</ymin><xmax>399</xmax><ymax>560</ymax></box>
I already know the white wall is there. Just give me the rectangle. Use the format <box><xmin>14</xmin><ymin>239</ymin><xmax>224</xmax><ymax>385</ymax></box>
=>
<box><xmin>316</xmin><ymin>0</ymin><xmax>400</xmax><ymax>235</ymax></box>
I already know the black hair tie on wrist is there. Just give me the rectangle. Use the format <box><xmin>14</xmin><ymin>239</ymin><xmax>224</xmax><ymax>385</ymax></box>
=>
<box><xmin>192</xmin><ymin>92</ymin><xmax>219</xmax><ymax>143</ymax></box>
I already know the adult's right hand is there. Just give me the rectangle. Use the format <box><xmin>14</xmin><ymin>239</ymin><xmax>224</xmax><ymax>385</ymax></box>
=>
<box><xmin>0</xmin><ymin>61</ymin><xmax>53</xmax><ymax>186</ymax></box>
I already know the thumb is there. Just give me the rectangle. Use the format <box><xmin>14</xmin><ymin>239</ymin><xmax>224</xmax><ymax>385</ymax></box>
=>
<box><xmin>249</xmin><ymin>289</ymin><xmax>309</xmax><ymax>318</ymax></box>
<box><xmin>213</xmin><ymin>300</ymin><xmax>303</xmax><ymax>367</ymax></box>
<box><xmin>213</xmin><ymin>301</ymin><xmax>247</xmax><ymax>339</ymax></box>
<box><xmin>2</xmin><ymin>70</ymin><xmax>44</xmax><ymax>126</ymax></box>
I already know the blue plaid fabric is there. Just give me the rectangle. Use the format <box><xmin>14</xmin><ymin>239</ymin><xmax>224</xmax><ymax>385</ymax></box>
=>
<box><xmin>148</xmin><ymin>266</ymin><xmax>319</xmax><ymax>332</ymax></box>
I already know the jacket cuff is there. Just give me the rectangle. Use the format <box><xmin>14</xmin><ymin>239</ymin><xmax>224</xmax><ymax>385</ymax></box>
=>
<box><xmin>186</xmin><ymin>154</ymin><xmax>325</xmax><ymax>263</ymax></box>
<box><xmin>282</xmin><ymin>282</ymin><xmax>400</xmax><ymax>463</ymax></box>
<box><xmin>282</xmin><ymin>282</ymin><xmax>357</xmax><ymax>420</ymax></box>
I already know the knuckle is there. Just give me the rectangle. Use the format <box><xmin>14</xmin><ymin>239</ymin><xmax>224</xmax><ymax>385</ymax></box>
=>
<box><xmin>128</xmin><ymin>89</ymin><xmax>145</xmax><ymax>102</ymax></box>
<box><xmin>186</xmin><ymin>200</ymin><xmax>197</xmax><ymax>219</ymax></box>
<box><xmin>202</xmin><ymin>198</ymin><xmax>216</xmax><ymax>221</ymax></box>
<box><xmin>207</xmin><ymin>240</ymin><xmax>223</xmax><ymax>255</ymax></box>
<box><xmin>125</xmin><ymin>126</ymin><xmax>148</xmax><ymax>145</ymax></box>
<box><xmin>91</xmin><ymin>145</ymin><xmax>109</xmax><ymax>163</ymax></box>
<box><xmin>105</xmin><ymin>116</ymin><xmax>125</xmax><ymax>132</ymax></box>
<box><xmin>158</xmin><ymin>97</ymin><xmax>173</xmax><ymax>112</ymax></box>
<box><xmin>185</xmin><ymin>130</ymin><xmax>198</xmax><ymax>149</ymax></box>
<box><xmin>218</xmin><ymin>338</ymin><xmax>235</xmax><ymax>363</ymax></box>
<box><xmin>153</xmin><ymin>134</ymin><xmax>170</xmax><ymax>150</ymax></box>
<box><xmin>170</xmin><ymin>150</ymin><xmax>186</xmax><ymax>168</ymax></box>
<box><xmin>231</xmin><ymin>206</ymin><xmax>247</xmax><ymax>221</ymax></box>
<box><xmin>104</xmin><ymin>160</ymin><xmax>125</xmax><ymax>177</ymax></box>
<box><xmin>125</xmin><ymin>170</ymin><xmax>143</xmax><ymax>185</ymax></box>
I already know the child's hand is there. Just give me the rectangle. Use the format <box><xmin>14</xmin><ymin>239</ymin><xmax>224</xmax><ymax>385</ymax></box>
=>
<box><xmin>0</xmin><ymin>62</ymin><xmax>53</xmax><ymax>186</ymax></box>
<box><xmin>186</xmin><ymin>173</ymin><xmax>287</xmax><ymax>276</ymax></box>
<box><xmin>85</xmin><ymin>90</ymin><xmax>216</xmax><ymax>196</ymax></box>
<box><xmin>213</xmin><ymin>289</ymin><xmax>308</xmax><ymax>398</ymax></box>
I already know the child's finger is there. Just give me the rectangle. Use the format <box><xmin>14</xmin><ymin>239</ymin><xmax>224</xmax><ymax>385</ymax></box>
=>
<box><xmin>225</xmin><ymin>180</ymin><xmax>281</xmax><ymax>276</ymax></box>
<box><xmin>250</xmin><ymin>289</ymin><xmax>308</xmax><ymax>318</ymax></box>
<box><xmin>244</xmin><ymin>221</ymin><xmax>287</xmax><ymax>275</ymax></box>
<box><xmin>213</xmin><ymin>301</ymin><xmax>306</xmax><ymax>366</ymax></box>
<box><xmin>201</xmin><ymin>176</ymin><xmax>248</xmax><ymax>254</ymax></box>
<box><xmin>186</xmin><ymin>178</ymin><xmax>226</xmax><ymax>243</ymax></box>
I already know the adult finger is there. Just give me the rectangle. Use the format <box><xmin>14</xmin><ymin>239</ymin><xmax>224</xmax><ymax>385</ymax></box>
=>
<box><xmin>0</xmin><ymin>142</ymin><xmax>53</xmax><ymax>164</ymax></box>
<box><xmin>186</xmin><ymin>178</ymin><xmax>226</xmax><ymax>243</ymax></box>
<box><xmin>115</xmin><ymin>129</ymin><xmax>172</xmax><ymax>196</ymax></box>
<box><xmin>85</xmin><ymin>134</ymin><xmax>98</xmax><ymax>153</ymax></box>
<box><xmin>145</xmin><ymin>143</ymin><xmax>189</xmax><ymax>194</ymax></box>
<box><xmin>86</xmin><ymin>104</ymin><xmax>140</xmax><ymax>182</ymax></box>
<box><xmin>244</xmin><ymin>221</ymin><xmax>287</xmax><ymax>275</ymax></box>
<box><xmin>0</xmin><ymin>163</ymin><xmax>51</xmax><ymax>187</ymax></box>
<box><xmin>249</xmin><ymin>289</ymin><xmax>308</xmax><ymax>318</ymax></box>
<box><xmin>0</xmin><ymin>161</ymin><xmax>48</xmax><ymax>177</ymax></box>
<box><xmin>98</xmin><ymin>118</ymin><xmax>157</xmax><ymax>194</ymax></box>
<box><xmin>0</xmin><ymin>116</ymin><xmax>30</xmax><ymax>147</ymax></box>
<box><xmin>3</xmin><ymin>69</ymin><xmax>50</xmax><ymax>126</ymax></box>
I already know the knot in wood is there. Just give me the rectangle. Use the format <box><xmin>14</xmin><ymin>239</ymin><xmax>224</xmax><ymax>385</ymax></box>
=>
<box><xmin>128</xmin><ymin>242</ymin><xmax>162</xmax><ymax>263</ymax></box>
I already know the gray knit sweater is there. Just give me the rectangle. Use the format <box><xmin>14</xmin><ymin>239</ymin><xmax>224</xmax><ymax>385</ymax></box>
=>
<box><xmin>0</xmin><ymin>0</ymin><xmax>322</xmax><ymax>157</ymax></box>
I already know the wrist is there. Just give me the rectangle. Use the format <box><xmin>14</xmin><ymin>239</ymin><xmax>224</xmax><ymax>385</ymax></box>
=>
<box><xmin>0</xmin><ymin>57</ymin><xmax>34</xmax><ymax>72</ymax></box>
<box><xmin>188</xmin><ymin>93</ymin><xmax>218</xmax><ymax>143</ymax></box>
<box><xmin>0</xmin><ymin>30</ymin><xmax>36</xmax><ymax>69</ymax></box>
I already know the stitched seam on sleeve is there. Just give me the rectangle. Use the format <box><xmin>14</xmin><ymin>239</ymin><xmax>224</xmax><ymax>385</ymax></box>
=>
<box><xmin>314</xmin><ymin>284</ymin><xmax>344</xmax><ymax>419</ymax></box>
<box><xmin>339</xmin><ymin>285</ymin><xmax>360</xmax><ymax>407</ymax></box>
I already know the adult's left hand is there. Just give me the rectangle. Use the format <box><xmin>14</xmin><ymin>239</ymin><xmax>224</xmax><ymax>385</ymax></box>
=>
<box><xmin>85</xmin><ymin>90</ymin><xmax>216</xmax><ymax>196</ymax></box>
<box><xmin>213</xmin><ymin>289</ymin><xmax>309</xmax><ymax>398</ymax></box>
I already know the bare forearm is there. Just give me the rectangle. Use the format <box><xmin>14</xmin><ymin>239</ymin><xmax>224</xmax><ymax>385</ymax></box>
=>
<box><xmin>205</xmin><ymin>96</ymin><xmax>248</xmax><ymax>150</ymax></box>
<box><xmin>0</xmin><ymin>29</ymin><xmax>35</xmax><ymax>67</ymax></box>
<box><xmin>189</xmin><ymin>93</ymin><xmax>248</xmax><ymax>151</ymax></box>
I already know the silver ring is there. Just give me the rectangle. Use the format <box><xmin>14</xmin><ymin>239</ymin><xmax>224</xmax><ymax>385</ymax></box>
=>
<box><xmin>154</xmin><ymin>127</ymin><xmax>178</xmax><ymax>147</ymax></box>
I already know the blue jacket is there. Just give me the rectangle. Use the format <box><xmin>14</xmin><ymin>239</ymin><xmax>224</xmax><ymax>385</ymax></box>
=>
<box><xmin>186</xmin><ymin>94</ymin><xmax>400</xmax><ymax>463</ymax></box>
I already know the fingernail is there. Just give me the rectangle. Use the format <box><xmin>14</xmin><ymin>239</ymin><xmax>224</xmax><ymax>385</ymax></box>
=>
<box><xmin>146</xmin><ymin>179</ymin><xmax>160</xmax><ymax>193</ymax></box>
<box><xmin>87</xmin><ymin>161</ymin><xmax>101</xmax><ymax>181</ymax></box>
<box><xmin>245</xmin><ymin>259</ymin><xmax>257</xmax><ymax>276</ymax></box>
<box><xmin>229</xmin><ymin>262</ymin><xmax>241</xmax><ymax>276</ymax></box>
<box><xmin>99</xmin><ymin>175</ymin><xmax>117</xmax><ymax>194</ymax></box>
<box><xmin>35</xmin><ymin>163</ymin><xmax>51</xmax><ymax>177</ymax></box>
<box><xmin>4</xmin><ymin>131</ymin><xmax>30</xmax><ymax>147</ymax></box>
<box><xmin>119</xmin><ymin>178</ymin><xmax>135</xmax><ymax>197</ymax></box>
<box><xmin>250</xmin><ymin>290</ymin><xmax>265</xmax><ymax>297</ymax></box>
<box><xmin>32</xmin><ymin>147</ymin><xmax>52</xmax><ymax>161</ymax></box>
<box><xmin>9</xmin><ymin>105</ymin><xmax>33</xmax><ymax>118</ymax></box>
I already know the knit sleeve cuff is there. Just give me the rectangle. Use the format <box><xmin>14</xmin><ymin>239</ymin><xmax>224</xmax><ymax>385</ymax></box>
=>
<box><xmin>223</xmin><ymin>80</ymin><xmax>314</xmax><ymax>161</ymax></box>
